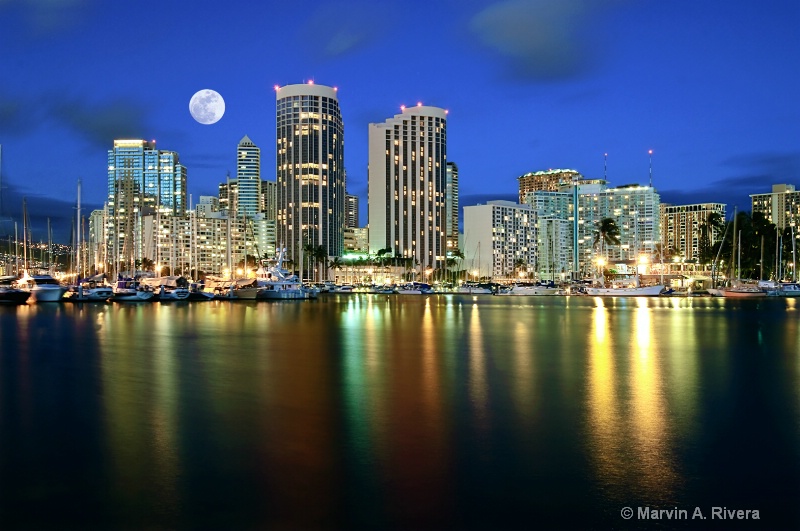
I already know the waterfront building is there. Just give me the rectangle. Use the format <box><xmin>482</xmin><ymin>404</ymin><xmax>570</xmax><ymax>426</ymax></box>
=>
<box><xmin>463</xmin><ymin>200</ymin><xmax>536</xmax><ymax>280</ymax></box>
<box><xmin>660</xmin><ymin>203</ymin><xmax>726</xmax><ymax>262</ymax></box>
<box><xmin>368</xmin><ymin>104</ymin><xmax>447</xmax><ymax>270</ymax></box>
<box><xmin>276</xmin><ymin>82</ymin><xmax>345</xmax><ymax>267</ymax></box>
<box><xmin>518</xmin><ymin>169</ymin><xmax>582</xmax><ymax>203</ymax></box>
<box><xmin>196</xmin><ymin>196</ymin><xmax>220</xmax><ymax>218</ymax></box>
<box><xmin>236</xmin><ymin>135</ymin><xmax>261</xmax><ymax>218</ymax></box>
<box><xmin>345</xmin><ymin>193</ymin><xmax>359</xmax><ymax>229</ymax></box>
<box><xmin>87</xmin><ymin>209</ymin><xmax>106</xmax><ymax>274</ymax></box>
<box><xmin>446</xmin><ymin>161</ymin><xmax>459</xmax><ymax>252</ymax></box>
<box><xmin>344</xmin><ymin>227</ymin><xmax>369</xmax><ymax>253</ymax></box>
<box><xmin>751</xmin><ymin>184</ymin><xmax>800</xmax><ymax>230</ymax></box>
<box><xmin>106</xmin><ymin>139</ymin><xmax>187</xmax><ymax>270</ymax></box>
<box><xmin>518</xmin><ymin>179</ymin><xmax>661</xmax><ymax>276</ymax></box>
<box><xmin>218</xmin><ymin>177</ymin><xmax>237</xmax><ymax>216</ymax></box>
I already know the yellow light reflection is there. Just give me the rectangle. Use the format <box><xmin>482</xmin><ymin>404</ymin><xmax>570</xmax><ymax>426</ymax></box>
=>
<box><xmin>629</xmin><ymin>299</ymin><xmax>678</xmax><ymax>496</ymax></box>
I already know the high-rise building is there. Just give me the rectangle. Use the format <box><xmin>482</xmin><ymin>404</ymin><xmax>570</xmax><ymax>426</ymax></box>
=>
<box><xmin>463</xmin><ymin>200</ymin><xmax>537</xmax><ymax>279</ymax></box>
<box><xmin>445</xmin><ymin>161</ymin><xmax>459</xmax><ymax>252</ymax></box>
<box><xmin>106</xmin><ymin>139</ymin><xmax>187</xmax><ymax>268</ymax></box>
<box><xmin>518</xmin><ymin>169</ymin><xmax>582</xmax><ymax>203</ymax></box>
<box><xmin>368</xmin><ymin>104</ymin><xmax>447</xmax><ymax>270</ymax></box>
<box><xmin>236</xmin><ymin>135</ymin><xmax>261</xmax><ymax>218</ymax></box>
<box><xmin>276</xmin><ymin>82</ymin><xmax>345</xmax><ymax>265</ymax></box>
<box><xmin>261</xmin><ymin>179</ymin><xmax>277</xmax><ymax>220</ymax></box>
<box><xmin>660</xmin><ymin>203</ymin><xmax>726</xmax><ymax>261</ymax></box>
<box><xmin>751</xmin><ymin>184</ymin><xmax>800</xmax><ymax>230</ymax></box>
<box><xmin>345</xmin><ymin>193</ymin><xmax>359</xmax><ymax>228</ymax></box>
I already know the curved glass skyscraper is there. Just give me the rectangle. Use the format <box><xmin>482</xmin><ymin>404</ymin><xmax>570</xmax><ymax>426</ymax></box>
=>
<box><xmin>275</xmin><ymin>83</ymin><xmax>345</xmax><ymax>268</ymax></box>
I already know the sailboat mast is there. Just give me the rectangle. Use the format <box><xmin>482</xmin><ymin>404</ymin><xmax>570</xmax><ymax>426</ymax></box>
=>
<box><xmin>22</xmin><ymin>198</ymin><xmax>28</xmax><ymax>272</ymax></box>
<box><xmin>76</xmin><ymin>179</ymin><xmax>81</xmax><ymax>279</ymax></box>
<box><xmin>737</xmin><ymin>230</ymin><xmax>742</xmax><ymax>284</ymax></box>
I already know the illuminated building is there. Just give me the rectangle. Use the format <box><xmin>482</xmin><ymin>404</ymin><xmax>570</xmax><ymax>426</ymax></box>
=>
<box><xmin>463</xmin><ymin>200</ymin><xmax>537</xmax><ymax>279</ymax></box>
<box><xmin>660</xmin><ymin>203</ymin><xmax>726</xmax><ymax>261</ymax></box>
<box><xmin>518</xmin><ymin>169</ymin><xmax>582</xmax><ymax>203</ymax></box>
<box><xmin>751</xmin><ymin>184</ymin><xmax>800</xmax><ymax>230</ymax></box>
<box><xmin>106</xmin><ymin>139</ymin><xmax>187</xmax><ymax>269</ymax></box>
<box><xmin>276</xmin><ymin>82</ymin><xmax>345</xmax><ymax>265</ymax></box>
<box><xmin>344</xmin><ymin>227</ymin><xmax>369</xmax><ymax>253</ymax></box>
<box><xmin>368</xmin><ymin>104</ymin><xmax>447</xmax><ymax>270</ymax></box>
<box><xmin>345</xmin><ymin>193</ymin><xmax>359</xmax><ymax>228</ymax></box>
<box><xmin>446</xmin><ymin>161</ymin><xmax>459</xmax><ymax>252</ymax></box>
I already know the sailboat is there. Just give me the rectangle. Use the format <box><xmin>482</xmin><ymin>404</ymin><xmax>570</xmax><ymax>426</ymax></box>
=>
<box><xmin>715</xmin><ymin>229</ymin><xmax>766</xmax><ymax>298</ymax></box>
<box><xmin>17</xmin><ymin>198</ymin><xmax>67</xmax><ymax>302</ymax></box>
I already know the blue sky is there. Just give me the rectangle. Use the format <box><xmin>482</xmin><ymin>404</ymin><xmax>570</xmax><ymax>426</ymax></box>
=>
<box><xmin>1</xmin><ymin>0</ymin><xmax>798</xmax><ymax>242</ymax></box>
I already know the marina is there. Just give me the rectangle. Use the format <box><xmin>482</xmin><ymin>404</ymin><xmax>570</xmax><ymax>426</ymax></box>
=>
<box><xmin>1</xmin><ymin>295</ymin><xmax>799</xmax><ymax>529</ymax></box>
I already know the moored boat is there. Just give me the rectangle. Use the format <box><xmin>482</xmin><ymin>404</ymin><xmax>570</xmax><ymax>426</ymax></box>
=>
<box><xmin>495</xmin><ymin>282</ymin><xmax>561</xmax><ymax>296</ymax></box>
<box><xmin>17</xmin><ymin>272</ymin><xmax>67</xmax><ymax>302</ymax></box>
<box><xmin>0</xmin><ymin>276</ymin><xmax>31</xmax><ymax>305</ymax></box>
<box><xmin>64</xmin><ymin>279</ymin><xmax>113</xmax><ymax>302</ymax></box>
<box><xmin>584</xmin><ymin>284</ymin><xmax>665</xmax><ymax>297</ymax></box>
<box><xmin>112</xmin><ymin>279</ymin><xmax>155</xmax><ymax>302</ymax></box>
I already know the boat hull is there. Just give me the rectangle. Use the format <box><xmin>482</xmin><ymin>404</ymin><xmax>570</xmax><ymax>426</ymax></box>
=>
<box><xmin>113</xmin><ymin>291</ymin><xmax>155</xmax><ymax>302</ymax></box>
<box><xmin>0</xmin><ymin>289</ymin><xmax>32</xmax><ymax>304</ymax></box>
<box><xmin>29</xmin><ymin>286</ymin><xmax>68</xmax><ymax>302</ymax></box>
<box><xmin>584</xmin><ymin>285</ymin><xmax>665</xmax><ymax>297</ymax></box>
<box><xmin>496</xmin><ymin>287</ymin><xmax>561</xmax><ymax>296</ymax></box>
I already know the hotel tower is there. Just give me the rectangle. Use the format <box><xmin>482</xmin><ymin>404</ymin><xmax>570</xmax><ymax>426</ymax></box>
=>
<box><xmin>368</xmin><ymin>104</ymin><xmax>448</xmax><ymax>270</ymax></box>
<box><xmin>275</xmin><ymin>83</ymin><xmax>345</xmax><ymax>265</ymax></box>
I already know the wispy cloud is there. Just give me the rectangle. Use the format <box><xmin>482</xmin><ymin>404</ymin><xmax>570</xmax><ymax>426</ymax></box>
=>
<box><xmin>0</xmin><ymin>0</ymin><xmax>95</xmax><ymax>35</ymax></box>
<box><xmin>303</xmin><ymin>1</ymin><xmax>391</xmax><ymax>60</ymax></box>
<box><xmin>48</xmin><ymin>95</ymin><xmax>149</xmax><ymax>148</ymax></box>
<box><xmin>470</xmin><ymin>0</ymin><xmax>624</xmax><ymax>82</ymax></box>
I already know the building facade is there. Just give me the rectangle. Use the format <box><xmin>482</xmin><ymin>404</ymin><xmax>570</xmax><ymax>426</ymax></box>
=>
<box><xmin>236</xmin><ymin>135</ymin><xmax>261</xmax><ymax>218</ymax></box>
<box><xmin>751</xmin><ymin>184</ymin><xmax>800</xmax><ymax>230</ymax></box>
<box><xmin>106</xmin><ymin>139</ymin><xmax>187</xmax><ymax>269</ymax></box>
<box><xmin>518</xmin><ymin>169</ymin><xmax>582</xmax><ymax>203</ymax></box>
<box><xmin>446</xmin><ymin>161</ymin><xmax>459</xmax><ymax>253</ymax></box>
<box><xmin>368</xmin><ymin>104</ymin><xmax>447</xmax><ymax>270</ymax></box>
<box><xmin>345</xmin><ymin>193</ymin><xmax>359</xmax><ymax>228</ymax></box>
<box><xmin>660</xmin><ymin>203</ymin><xmax>726</xmax><ymax>262</ymax></box>
<box><xmin>276</xmin><ymin>82</ymin><xmax>345</xmax><ymax>266</ymax></box>
<box><xmin>463</xmin><ymin>200</ymin><xmax>536</xmax><ymax>279</ymax></box>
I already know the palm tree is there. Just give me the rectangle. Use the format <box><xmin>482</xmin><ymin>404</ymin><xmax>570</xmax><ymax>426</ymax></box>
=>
<box><xmin>313</xmin><ymin>245</ymin><xmax>328</xmax><ymax>282</ymax></box>
<box><xmin>329</xmin><ymin>256</ymin><xmax>343</xmax><ymax>283</ymax></box>
<box><xmin>513</xmin><ymin>258</ymin><xmax>527</xmax><ymax>280</ymax></box>
<box><xmin>593</xmin><ymin>218</ymin><xmax>621</xmax><ymax>279</ymax></box>
<box><xmin>451</xmin><ymin>248</ymin><xmax>465</xmax><ymax>283</ymax></box>
<box><xmin>302</xmin><ymin>242</ymin><xmax>315</xmax><ymax>282</ymax></box>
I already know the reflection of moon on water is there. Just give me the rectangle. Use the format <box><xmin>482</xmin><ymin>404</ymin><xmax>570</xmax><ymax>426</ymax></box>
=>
<box><xmin>189</xmin><ymin>89</ymin><xmax>225</xmax><ymax>124</ymax></box>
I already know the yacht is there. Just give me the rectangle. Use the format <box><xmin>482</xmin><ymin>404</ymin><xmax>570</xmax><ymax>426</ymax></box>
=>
<box><xmin>112</xmin><ymin>279</ymin><xmax>155</xmax><ymax>302</ymax></box>
<box><xmin>584</xmin><ymin>283</ymin><xmax>665</xmax><ymax>297</ymax></box>
<box><xmin>455</xmin><ymin>282</ymin><xmax>494</xmax><ymax>295</ymax></box>
<box><xmin>495</xmin><ymin>282</ymin><xmax>561</xmax><ymax>296</ymax></box>
<box><xmin>64</xmin><ymin>279</ymin><xmax>113</xmax><ymax>302</ymax></box>
<box><xmin>17</xmin><ymin>272</ymin><xmax>67</xmax><ymax>302</ymax></box>
<box><xmin>256</xmin><ymin>248</ymin><xmax>317</xmax><ymax>300</ymax></box>
<box><xmin>396</xmin><ymin>282</ymin><xmax>434</xmax><ymax>295</ymax></box>
<box><xmin>0</xmin><ymin>276</ymin><xmax>31</xmax><ymax>305</ymax></box>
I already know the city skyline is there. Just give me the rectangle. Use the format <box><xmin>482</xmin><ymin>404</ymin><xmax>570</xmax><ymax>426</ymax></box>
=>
<box><xmin>0</xmin><ymin>0</ymin><xmax>798</xmax><ymax>243</ymax></box>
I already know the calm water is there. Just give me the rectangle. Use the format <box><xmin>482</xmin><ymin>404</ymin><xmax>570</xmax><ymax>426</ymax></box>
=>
<box><xmin>1</xmin><ymin>295</ymin><xmax>799</xmax><ymax>530</ymax></box>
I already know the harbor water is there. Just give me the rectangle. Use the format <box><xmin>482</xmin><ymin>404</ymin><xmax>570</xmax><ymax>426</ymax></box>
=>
<box><xmin>1</xmin><ymin>295</ymin><xmax>799</xmax><ymax>529</ymax></box>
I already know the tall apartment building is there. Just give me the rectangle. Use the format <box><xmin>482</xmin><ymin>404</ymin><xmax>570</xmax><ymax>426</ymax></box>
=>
<box><xmin>751</xmin><ymin>184</ymin><xmax>800</xmax><ymax>230</ymax></box>
<box><xmin>236</xmin><ymin>135</ymin><xmax>261</xmax><ymax>218</ymax></box>
<box><xmin>521</xmin><ymin>180</ymin><xmax>661</xmax><ymax>276</ymax></box>
<box><xmin>660</xmin><ymin>203</ymin><xmax>726</xmax><ymax>261</ymax></box>
<box><xmin>345</xmin><ymin>193</ymin><xmax>359</xmax><ymax>228</ymax></box>
<box><xmin>446</xmin><ymin>161</ymin><xmax>459</xmax><ymax>252</ymax></box>
<box><xmin>518</xmin><ymin>169</ymin><xmax>582</xmax><ymax>203</ymax></box>
<box><xmin>368</xmin><ymin>104</ymin><xmax>447</xmax><ymax>270</ymax></box>
<box><xmin>463</xmin><ymin>200</ymin><xmax>537</xmax><ymax>279</ymax></box>
<box><xmin>276</xmin><ymin>82</ymin><xmax>345</xmax><ymax>264</ymax></box>
<box><xmin>261</xmin><ymin>179</ymin><xmax>277</xmax><ymax>220</ymax></box>
<box><xmin>106</xmin><ymin>139</ymin><xmax>187</xmax><ymax>268</ymax></box>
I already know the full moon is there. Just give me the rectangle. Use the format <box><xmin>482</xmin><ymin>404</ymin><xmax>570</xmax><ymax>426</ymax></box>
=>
<box><xmin>189</xmin><ymin>89</ymin><xmax>225</xmax><ymax>125</ymax></box>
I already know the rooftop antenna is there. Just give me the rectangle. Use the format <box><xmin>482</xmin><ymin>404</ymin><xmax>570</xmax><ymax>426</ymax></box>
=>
<box><xmin>603</xmin><ymin>152</ymin><xmax>608</xmax><ymax>181</ymax></box>
<box><xmin>648</xmin><ymin>149</ymin><xmax>653</xmax><ymax>188</ymax></box>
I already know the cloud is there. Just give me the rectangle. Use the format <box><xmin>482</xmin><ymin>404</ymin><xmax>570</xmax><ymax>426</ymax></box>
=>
<box><xmin>659</xmin><ymin>151</ymin><xmax>800</xmax><ymax>216</ymax></box>
<box><xmin>47</xmin><ymin>95</ymin><xmax>149</xmax><ymax>149</ymax></box>
<box><xmin>0</xmin><ymin>91</ymin><xmax>42</xmax><ymax>135</ymax></box>
<box><xmin>470</xmin><ymin>0</ymin><xmax>622</xmax><ymax>81</ymax></box>
<box><xmin>0</xmin><ymin>0</ymin><xmax>95</xmax><ymax>35</ymax></box>
<box><xmin>303</xmin><ymin>2</ymin><xmax>390</xmax><ymax>60</ymax></box>
<box><xmin>0</xmin><ymin>177</ymin><xmax>100</xmax><ymax>243</ymax></box>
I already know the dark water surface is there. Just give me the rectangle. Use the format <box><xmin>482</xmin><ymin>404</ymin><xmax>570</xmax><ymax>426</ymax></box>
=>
<box><xmin>1</xmin><ymin>295</ymin><xmax>799</xmax><ymax>530</ymax></box>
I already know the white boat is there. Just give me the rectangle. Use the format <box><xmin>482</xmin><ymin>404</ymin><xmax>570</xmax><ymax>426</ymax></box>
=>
<box><xmin>396</xmin><ymin>282</ymin><xmax>434</xmax><ymax>295</ymax></box>
<box><xmin>256</xmin><ymin>248</ymin><xmax>317</xmax><ymax>300</ymax></box>
<box><xmin>0</xmin><ymin>276</ymin><xmax>31</xmax><ymax>305</ymax></box>
<box><xmin>138</xmin><ymin>276</ymin><xmax>193</xmax><ymax>301</ymax></box>
<box><xmin>17</xmin><ymin>272</ymin><xmax>67</xmax><ymax>302</ymax></box>
<box><xmin>112</xmin><ymin>280</ymin><xmax>155</xmax><ymax>302</ymax></box>
<box><xmin>777</xmin><ymin>283</ymin><xmax>800</xmax><ymax>297</ymax></box>
<box><xmin>711</xmin><ymin>284</ymin><xmax>766</xmax><ymax>298</ymax></box>
<box><xmin>64</xmin><ymin>280</ymin><xmax>113</xmax><ymax>302</ymax></box>
<box><xmin>455</xmin><ymin>282</ymin><xmax>493</xmax><ymax>295</ymax></box>
<box><xmin>495</xmin><ymin>283</ymin><xmax>561</xmax><ymax>296</ymax></box>
<box><xmin>584</xmin><ymin>284</ymin><xmax>665</xmax><ymax>297</ymax></box>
